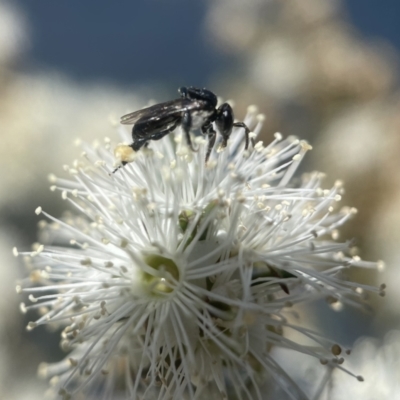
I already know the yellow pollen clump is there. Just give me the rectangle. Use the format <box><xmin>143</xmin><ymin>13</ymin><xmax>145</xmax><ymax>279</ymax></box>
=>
<box><xmin>114</xmin><ymin>144</ymin><xmax>136</xmax><ymax>164</ymax></box>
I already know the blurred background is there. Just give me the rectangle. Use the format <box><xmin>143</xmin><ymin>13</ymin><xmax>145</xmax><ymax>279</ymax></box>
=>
<box><xmin>2</xmin><ymin>0</ymin><xmax>400</xmax><ymax>398</ymax></box>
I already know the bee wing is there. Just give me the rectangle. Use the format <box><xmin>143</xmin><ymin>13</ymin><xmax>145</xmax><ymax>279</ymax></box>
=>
<box><xmin>120</xmin><ymin>99</ymin><xmax>203</xmax><ymax>125</ymax></box>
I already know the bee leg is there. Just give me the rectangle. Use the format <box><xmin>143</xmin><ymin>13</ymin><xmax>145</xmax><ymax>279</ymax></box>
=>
<box><xmin>215</xmin><ymin>103</ymin><xmax>234</xmax><ymax>149</ymax></box>
<box><xmin>182</xmin><ymin>110</ymin><xmax>197</xmax><ymax>152</ymax></box>
<box><xmin>202</xmin><ymin>123</ymin><xmax>216</xmax><ymax>163</ymax></box>
<box><xmin>233</xmin><ymin>122</ymin><xmax>252</xmax><ymax>149</ymax></box>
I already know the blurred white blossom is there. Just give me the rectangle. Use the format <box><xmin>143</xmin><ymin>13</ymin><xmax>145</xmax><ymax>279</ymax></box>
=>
<box><xmin>0</xmin><ymin>72</ymin><xmax>143</xmax><ymax>209</ymax></box>
<box><xmin>329</xmin><ymin>331</ymin><xmax>400</xmax><ymax>400</ymax></box>
<box><xmin>0</xmin><ymin>0</ymin><xmax>27</xmax><ymax>66</ymax></box>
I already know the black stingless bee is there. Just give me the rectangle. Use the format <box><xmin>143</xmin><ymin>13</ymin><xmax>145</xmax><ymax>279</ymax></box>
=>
<box><xmin>113</xmin><ymin>87</ymin><xmax>252</xmax><ymax>172</ymax></box>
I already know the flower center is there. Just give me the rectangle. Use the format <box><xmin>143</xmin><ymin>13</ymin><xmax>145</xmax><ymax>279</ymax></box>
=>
<box><xmin>142</xmin><ymin>254</ymin><xmax>180</xmax><ymax>295</ymax></box>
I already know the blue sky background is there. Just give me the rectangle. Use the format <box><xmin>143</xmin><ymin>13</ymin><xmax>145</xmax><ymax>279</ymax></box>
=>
<box><xmin>13</xmin><ymin>0</ymin><xmax>400</xmax><ymax>89</ymax></box>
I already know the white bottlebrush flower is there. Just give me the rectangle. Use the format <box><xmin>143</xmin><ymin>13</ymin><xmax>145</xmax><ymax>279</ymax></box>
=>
<box><xmin>16</xmin><ymin>105</ymin><xmax>384</xmax><ymax>400</ymax></box>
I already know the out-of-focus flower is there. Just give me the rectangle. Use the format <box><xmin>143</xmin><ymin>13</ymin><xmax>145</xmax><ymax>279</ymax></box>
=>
<box><xmin>0</xmin><ymin>72</ymin><xmax>143</xmax><ymax>209</ymax></box>
<box><xmin>16</xmin><ymin>105</ymin><xmax>383</xmax><ymax>399</ymax></box>
<box><xmin>328</xmin><ymin>331</ymin><xmax>400</xmax><ymax>400</ymax></box>
<box><xmin>205</xmin><ymin>0</ymin><xmax>396</xmax><ymax>106</ymax></box>
<box><xmin>0</xmin><ymin>1</ymin><xmax>27</xmax><ymax>68</ymax></box>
